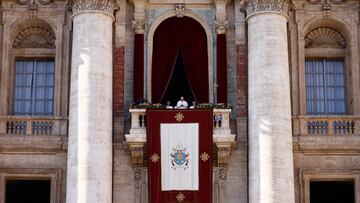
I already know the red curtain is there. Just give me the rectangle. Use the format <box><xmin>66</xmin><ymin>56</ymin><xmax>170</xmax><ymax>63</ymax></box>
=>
<box><xmin>152</xmin><ymin>17</ymin><xmax>209</xmax><ymax>103</ymax></box>
<box><xmin>216</xmin><ymin>34</ymin><xmax>227</xmax><ymax>103</ymax></box>
<box><xmin>147</xmin><ymin>109</ymin><xmax>213</xmax><ymax>203</ymax></box>
<box><xmin>134</xmin><ymin>34</ymin><xmax>144</xmax><ymax>101</ymax></box>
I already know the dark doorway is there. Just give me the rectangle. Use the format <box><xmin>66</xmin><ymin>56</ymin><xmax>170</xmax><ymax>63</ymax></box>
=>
<box><xmin>6</xmin><ymin>179</ymin><xmax>51</xmax><ymax>203</ymax></box>
<box><xmin>161</xmin><ymin>50</ymin><xmax>195</xmax><ymax>105</ymax></box>
<box><xmin>310</xmin><ymin>181</ymin><xmax>354</xmax><ymax>203</ymax></box>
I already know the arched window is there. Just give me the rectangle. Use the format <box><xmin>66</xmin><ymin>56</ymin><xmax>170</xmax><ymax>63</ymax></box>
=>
<box><xmin>11</xmin><ymin>21</ymin><xmax>56</xmax><ymax>116</ymax></box>
<box><xmin>304</xmin><ymin>27</ymin><xmax>347</xmax><ymax>115</ymax></box>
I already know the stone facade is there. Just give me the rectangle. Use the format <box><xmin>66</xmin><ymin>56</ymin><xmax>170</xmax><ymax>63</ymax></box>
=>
<box><xmin>0</xmin><ymin>0</ymin><xmax>359</xmax><ymax>202</ymax></box>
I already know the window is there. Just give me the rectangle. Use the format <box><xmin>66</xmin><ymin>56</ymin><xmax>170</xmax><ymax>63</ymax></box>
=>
<box><xmin>14</xmin><ymin>59</ymin><xmax>55</xmax><ymax>116</ymax></box>
<box><xmin>305</xmin><ymin>59</ymin><xmax>346</xmax><ymax>115</ymax></box>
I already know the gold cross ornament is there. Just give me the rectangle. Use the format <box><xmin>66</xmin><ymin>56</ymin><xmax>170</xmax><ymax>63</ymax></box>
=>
<box><xmin>150</xmin><ymin>153</ymin><xmax>159</xmax><ymax>163</ymax></box>
<box><xmin>174</xmin><ymin>112</ymin><xmax>184</xmax><ymax>122</ymax></box>
<box><xmin>200</xmin><ymin>152</ymin><xmax>209</xmax><ymax>162</ymax></box>
<box><xmin>176</xmin><ymin>192</ymin><xmax>185</xmax><ymax>202</ymax></box>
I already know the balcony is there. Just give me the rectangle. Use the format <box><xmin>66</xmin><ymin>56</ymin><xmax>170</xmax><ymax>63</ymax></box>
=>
<box><xmin>293</xmin><ymin>116</ymin><xmax>360</xmax><ymax>136</ymax></box>
<box><xmin>0</xmin><ymin>116</ymin><xmax>68</xmax><ymax>152</ymax></box>
<box><xmin>0</xmin><ymin>116</ymin><xmax>68</xmax><ymax>136</ymax></box>
<box><xmin>292</xmin><ymin>116</ymin><xmax>360</xmax><ymax>154</ymax></box>
<box><xmin>125</xmin><ymin>108</ymin><xmax>236</xmax><ymax>167</ymax></box>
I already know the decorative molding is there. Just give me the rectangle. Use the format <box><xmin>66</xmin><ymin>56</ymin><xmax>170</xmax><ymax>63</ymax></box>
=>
<box><xmin>308</xmin><ymin>0</ymin><xmax>346</xmax><ymax>10</ymax></box>
<box><xmin>216</xmin><ymin>143</ymin><xmax>232</xmax><ymax>167</ymax></box>
<box><xmin>305</xmin><ymin>27</ymin><xmax>346</xmax><ymax>49</ymax></box>
<box><xmin>13</xmin><ymin>25</ymin><xmax>56</xmax><ymax>48</ymax></box>
<box><xmin>132</xmin><ymin>20</ymin><xmax>146</xmax><ymax>34</ymax></box>
<box><xmin>69</xmin><ymin>0</ymin><xmax>117</xmax><ymax>15</ymax></box>
<box><xmin>15</xmin><ymin>0</ymin><xmax>54</xmax><ymax>18</ymax></box>
<box><xmin>127</xmin><ymin>142</ymin><xmax>145</xmax><ymax>166</ymax></box>
<box><xmin>242</xmin><ymin>0</ymin><xmax>290</xmax><ymax>19</ymax></box>
<box><xmin>175</xmin><ymin>4</ymin><xmax>185</xmax><ymax>18</ymax></box>
<box><xmin>17</xmin><ymin>0</ymin><xmax>53</xmax><ymax>6</ymax></box>
<box><xmin>215</xmin><ymin>20</ymin><xmax>229</xmax><ymax>34</ymax></box>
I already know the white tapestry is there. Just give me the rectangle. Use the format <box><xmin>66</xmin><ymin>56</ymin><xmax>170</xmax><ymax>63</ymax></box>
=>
<box><xmin>160</xmin><ymin>123</ymin><xmax>199</xmax><ymax>191</ymax></box>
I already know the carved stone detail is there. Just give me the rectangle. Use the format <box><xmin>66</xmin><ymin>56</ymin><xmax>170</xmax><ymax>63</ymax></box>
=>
<box><xmin>216</xmin><ymin>143</ymin><xmax>232</xmax><ymax>167</ymax></box>
<box><xmin>215</xmin><ymin>20</ymin><xmax>229</xmax><ymax>34</ymax></box>
<box><xmin>69</xmin><ymin>0</ymin><xmax>117</xmax><ymax>15</ymax></box>
<box><xmin>242</xmin><ymin>0</ymin><xmax>290</xmax><ymax>18</ymax></box>
<box><xmin>308</xmin><ymin>0</ymin><xmax>346</xmax><ymax>10</ymax></box>
<box><xmin>132</xmin><ymin>20</ymin><xmax>146</xmax><ymax>34</ymax></box>
<box><xmin>175</xmin><ymin>4</ymin><xmax>185</xmax><ymax>18</ymax></box>
<box><xmin>13</xmin><ymin>25</ymin><xmax>55</xmax><ymax>48</ymax></box>
<box><xmin>127</xmin><ymin>142</ymin><xmax>145</xmax><ymax>167</ymax></box>
<box><xmin>305</xmin><ymin>27</ymin><xmax>346</xmax><ymax>49</ymax></box>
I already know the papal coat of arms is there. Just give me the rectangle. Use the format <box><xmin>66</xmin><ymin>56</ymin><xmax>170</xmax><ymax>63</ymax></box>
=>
<box><xmin>170</xmin><ymin>144</ymin><xmax>190</xmax><ymax>170</ymax></box>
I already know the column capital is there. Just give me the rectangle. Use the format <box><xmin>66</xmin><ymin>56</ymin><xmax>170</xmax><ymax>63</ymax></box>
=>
<box><xmin>69</xmin><ymin>0</ymin><xmax>118</xmax><ymax>16</ymax></box>
<box><xmin>242</xmin><ymin>0</ymin><xmax>290</xmax><ymax>19</ymax></box>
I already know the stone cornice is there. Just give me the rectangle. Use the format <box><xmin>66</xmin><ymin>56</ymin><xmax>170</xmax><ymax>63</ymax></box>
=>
<box><xmin>242</xmin><ymin>0</ymin><xmax>290</xmax><ymax>19</ymax></box>
<box><xmin>69</xmin><ymin>0</ymin><xmax>117</xmax><ymax>15</ymax></box>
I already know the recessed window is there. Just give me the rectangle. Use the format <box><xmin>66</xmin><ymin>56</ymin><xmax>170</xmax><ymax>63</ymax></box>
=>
<box><xmin>14</xmin><ymin>59</ymin><xmax>55</xmax><ymax>116</ymax></box>
<box><xmin>5</xmin><ymin>179</ymin><xmax>51</xmax><ymax>203</ymax></box>
<box><xmin>305</xmin><ymin>59</ymin><xmax>346</xmax><ymax>115</ymax></box>
<box><xmin>310</xmin><ymin>181</ymin><xmax>354</xmax><ymax>203</ymax></box>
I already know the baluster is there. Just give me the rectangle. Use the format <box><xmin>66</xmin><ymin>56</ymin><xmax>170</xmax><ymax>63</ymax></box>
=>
<box><xmin>307</xmin><ymin>121</ymin><xmax>311</xmax><ymax>134</ymax></box>
<box><xmin>342</xmin><ymin>121</ymin><xmax>346</xmax><ymax>134</ymax></box>
<box><xmin>325</xmin><ymin>121</ymin><xmax>328</xmax><ymax>134</ymax></box>
<box><xmin>144</xmin><ymin>115</ymin><xmax>147</xmax><ymax>127</ymax></box>
<box><xmin>311</xmin><ymin>121</ymin><xmax>315</xmax><ymax>135</ymax></box>
<box><xmin>351</xmin><ymin>121</ymin><xmax>355</xmax><ymax>134</ymax></box>
<box><xmin>333</xmin><ymin>121</ymin><xmax>337</xmax><ymax>135</ymax></box>
<box><xmin>315</xmin><ymin>121</ymin><xmax>319</xmax><ymax>134</ymax></box>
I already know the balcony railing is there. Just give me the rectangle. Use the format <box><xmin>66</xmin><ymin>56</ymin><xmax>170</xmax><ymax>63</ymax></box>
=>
<box><xmin>293</xmin><ymin>116</ymin><xmax>360</xmax><ymax>136</ymax></box>
<box><xmin>125</xmin><ymin>108</ymin><xmax>236</xmax><ymax>167</ymax></box>
<box><xmin>0</xmin><ymin>116</ymin><xmax>68</xmax><ymax>136</ymax></box>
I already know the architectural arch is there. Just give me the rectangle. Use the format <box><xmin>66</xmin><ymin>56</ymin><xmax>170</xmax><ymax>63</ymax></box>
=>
<box><xmin>303</xmin><ymin>18</ymin><xmax>351</xmax><ymax>45</ymax></box>
<box><xmin>146</xmin><ymin>10</ymin><xmax>214</xmax><ymax>102</ymax></box>
<box><xmin>9</xmin><ymin>18</ymin><xmax>57</xmax><ymax>46</ymax></box>
<box><xmin>301</xmin><ymin>18</ymin><xmax>354</xmax><ymax>115</ymax></box>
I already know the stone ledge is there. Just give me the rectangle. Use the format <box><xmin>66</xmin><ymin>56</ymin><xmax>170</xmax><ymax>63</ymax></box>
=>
<box><xmin>0</xmin><ymin>135</ymin><xmax>67</xmax><ymax>154</ymax></box>
<box><xmin>293</xmin><ymin>136</ymin><xmax>360</xmax><ymax>154</ymax></box>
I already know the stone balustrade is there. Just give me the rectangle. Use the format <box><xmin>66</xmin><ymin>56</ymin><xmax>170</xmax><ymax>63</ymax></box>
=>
<box><xmin>293</xmin><ymin>116</ymin><xmax>360</xmax><ymax>136</ymax></box>
<box><xmin>125</xmin><ymin>108</ymin><xmax>236</xmax><ymax>167</ymax></box>
<box><xmin>0</xmin><ymin>116</ymin><xmax>68</xmax><ymax>136</ymax></box>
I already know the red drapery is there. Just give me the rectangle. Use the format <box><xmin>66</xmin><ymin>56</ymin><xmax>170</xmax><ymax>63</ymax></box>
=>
<box><xmin>134</xmin><ymin>34</ymin><xmax>144</xmax><ymax>101</ymax></box>
<box><xmin>147</xmin><ymin>109</ymin><xmax>213</xmax><ymax>203</ymax></box>
<box><xmin>216</xmin><ymin>34</ymin><xmax>227</xmax><ymax>103</ymax></box>
<box><xmin>152</xmin><ymin>17</ymin><xmax>209</xmax><ymax>103</ymax></box>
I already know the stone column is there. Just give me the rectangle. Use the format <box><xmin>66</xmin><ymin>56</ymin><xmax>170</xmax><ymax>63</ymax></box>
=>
<box><xmin>132</xmin><ymin>0</ymin><xmax>146</xmax><ymax>101</ymax></box>
<box><xmin>245</xmin><ymin>0</ymin><xmax>295</xmax><ymax>202</ymax></box>
<box><xmin>66</xmin><ymin>1</ymin><xmax>116</xmax><ymax>203</ymax></box>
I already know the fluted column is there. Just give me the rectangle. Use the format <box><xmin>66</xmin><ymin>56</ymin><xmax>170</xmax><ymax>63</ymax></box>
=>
<box><xmin>66</xmin><ymin>1</ymin><xmax>116</xmax><ymax>203</ymax></box>
<box><xmin>245</xmin><ymin>0</ymin><xmax>295</xmax><ymax>202</ymax></box>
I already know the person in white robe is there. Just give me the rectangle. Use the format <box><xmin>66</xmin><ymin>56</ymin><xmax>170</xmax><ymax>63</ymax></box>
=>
<box><xmin>176</xmin><ymin>96</ymin><xmax>188</xmax><ymax>109</ymax></box>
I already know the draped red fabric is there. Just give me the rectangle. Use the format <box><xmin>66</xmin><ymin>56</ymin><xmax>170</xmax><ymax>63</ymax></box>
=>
<box><xmin>133</xmin><ymin>34</ymin><xmax>144</xmax><ymax>101</ymax></box>
<box><xmin>147</xmin><ymin>109</ymin><xmax>213</xmax><ymax>203</ymax></box>
<box><xmin>217</xmin><ymin>34</ymin><xmax>227</xmax><ymax>104</ymax></box>
<box><xmin>152</xmin><ymin>17</ymin><xmax>209</xmax><ymax>103</ymax></box>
